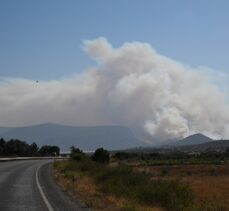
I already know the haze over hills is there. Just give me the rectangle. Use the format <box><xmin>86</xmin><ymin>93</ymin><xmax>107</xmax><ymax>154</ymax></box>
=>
<box><xmin>0</xmin><ymin>123</ymin><xmax>142</xmax><ymax>151</ymax></box>
<box><xmin>0</xmin><ymin>123</ymin><xmax>227</xmax><ymax>153</ymax></box>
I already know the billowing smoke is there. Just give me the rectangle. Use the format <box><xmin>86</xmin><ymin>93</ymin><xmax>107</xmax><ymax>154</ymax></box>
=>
<box><xmin>1</xmin><ymin>37</ymin><xmax>229</xmax><ymax>143</ymax></box>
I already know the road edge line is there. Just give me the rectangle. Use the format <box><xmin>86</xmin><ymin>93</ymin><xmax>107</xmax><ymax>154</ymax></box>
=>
<box><xmin>36</xmin><ymin>164</ymin><xmax>54</xmax><ymax>211</ymax></box>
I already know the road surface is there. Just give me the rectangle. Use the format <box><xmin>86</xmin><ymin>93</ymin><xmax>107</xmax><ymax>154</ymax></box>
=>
<box><xmin>0</xmin><ymin>160</ymin><xmax>89</xmax><ymax>211</ymax></box>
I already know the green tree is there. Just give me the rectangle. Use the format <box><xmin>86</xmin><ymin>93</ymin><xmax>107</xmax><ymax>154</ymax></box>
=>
<box><xmin>29</xmin><ymin>142</ymin><xmax>39</xmax><ymax>156</ymax></box>
<box><xmin>5</xmin><ymin>139</ymin><xmax>30</xmax><ymax>156</ymax></box>
<box><xmin>225</xmin><ymin>148</ymin><xmax>229</xmax><ymax>157</ymax></box>
<box><xmin>92</xmin><ymin>147</ymin><xmax>110</xmax><ymax>164</ymax></box>
<box><xmin>70</xmin><ymin>146</ymin><xmax>85</xmax><ymax>161</ymax></box>
<box><xmin>39</xmin><ymin>145</ymin><xmax>60</xmax><ymax>156</ymax></box>
<box><xmin>0</xmin><ymin>138</ymin><xmax>6</xmax><ymax>155</ymax></box>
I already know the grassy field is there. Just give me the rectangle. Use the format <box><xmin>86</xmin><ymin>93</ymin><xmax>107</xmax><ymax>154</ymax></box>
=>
<box><xmin>53</xmin><ymin>152</ymin><xmax>229</xmax><ymax>211</ymax></box>
<box><xmin>137</xmin><ymin>164</ymin><xmax>229</xmax><ymax>210</ymax></box>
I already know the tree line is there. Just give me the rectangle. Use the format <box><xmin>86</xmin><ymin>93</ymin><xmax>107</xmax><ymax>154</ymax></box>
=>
<box><xmin>70</xmin><ymin>146</ymin><xmax>110</xmax><ymax>164</ymax></box>
<box><xmin>0</xmin><ymin>138</ymin><xmax>60</xmax><ymax>157</ymax></box>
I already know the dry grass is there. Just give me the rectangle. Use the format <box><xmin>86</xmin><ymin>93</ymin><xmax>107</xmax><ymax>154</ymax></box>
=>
<box><xmin>53</xmin><ymin>166</ymin><xmax>163</xmax><ymax>211</ymax></box>
<box><xmin>54</xmin><ymin>159</ymin><xmax>229</xmax><ymax>210</ymax></box>
<box><xmin>137</xmin><ymin>164</ymin><xmax>229</xmax><ymax>209</ymax></box>
<box><xmin>185</xmin><ymin>176</ymin><xmax>229</xmax><ymax>208</ymax></box>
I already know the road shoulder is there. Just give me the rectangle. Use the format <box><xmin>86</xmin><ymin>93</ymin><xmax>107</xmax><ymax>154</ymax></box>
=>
<box><xmin>38</xmin><ymin>162</ymin><xmax>91</xmax><ymax>211</ymax></box>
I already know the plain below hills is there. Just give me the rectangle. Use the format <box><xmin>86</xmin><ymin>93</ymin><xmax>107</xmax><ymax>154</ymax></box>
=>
<box><xmin>168</xmin><ymin>133</ymin><xmax>229</xmax><ymax>151</ymax></box>
<box><xmin>126</xmin><ymin>133</ymin><xmax>229</xmax><ymax>153</ymax></box>
<box><xmin>0</xmin><ymin>123</ymin><xmax>142</xmax><ymax>151</ymax></box>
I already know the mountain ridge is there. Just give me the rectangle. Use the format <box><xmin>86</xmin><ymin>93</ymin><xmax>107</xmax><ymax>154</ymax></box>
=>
<box><xmin>177</xmin><ymin>139</ymin><xmax>229</xmax><ymax>152</ymax></box>
<box><xmin>165</xmin><ymin>133</ymin><xmax>214</xmax><ymax>147</ymax></box>
<box><xmin>0</xmin><ymin>123</ymin><xmax>142</xmax><ymax>151</ymax></box>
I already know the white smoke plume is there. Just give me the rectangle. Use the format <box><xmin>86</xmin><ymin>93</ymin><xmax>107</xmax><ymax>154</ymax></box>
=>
<box><xmin>1</xmin><ymin>37</ymin><xmax>229</xmax><ymax>143</ymax></box>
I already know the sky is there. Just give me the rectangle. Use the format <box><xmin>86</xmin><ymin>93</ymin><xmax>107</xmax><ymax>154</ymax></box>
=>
<box><xmin>1</xmin><ymin>0</ymin><xmax>229</xmax><ymax>143</ymax></box>
<box><xmin>1</xmin><ymin>0</ymin><xmax>229</xmax><ymax>80</ymax></box>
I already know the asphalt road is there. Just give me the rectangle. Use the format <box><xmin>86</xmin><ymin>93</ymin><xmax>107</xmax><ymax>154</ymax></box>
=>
<box><xmin>0</xmin><ymin>160</ymin><xmax>90</xmax><ymax>211</ymax></box>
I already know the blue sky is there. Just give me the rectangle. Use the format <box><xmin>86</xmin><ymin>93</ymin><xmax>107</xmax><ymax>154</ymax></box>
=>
<box><xmin>1</xmin><ymin>0</ymin><xmax>229</xmax><ymax>80</ymax></box>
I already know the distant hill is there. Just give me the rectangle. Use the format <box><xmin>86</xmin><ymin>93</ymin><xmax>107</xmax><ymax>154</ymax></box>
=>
<box><xmin>123</xmin><ymin>135</ymin><xmax>229</xmax><ymax>154</ymax></box>
<box><xmin>0</xmin><ymin>127</ymin><xmax>11</xmax><ymax>134</ymax></box>
<box><xmin>171</xmin><ymin>133</ymin><xmax>214</xmax><ymax>146</ymax></box>
<box><xmin>178</xmin><ymin>139</ymin><xmax>229</xmax><ymax>152</ymax></box>
<box><xmin>163</xmin><ymin>133</ymin><xmax>229</xmax><ymax>152</ymax></box>
<box><xmin>0</xmin><ymin>123</ymin><xmax>142</xmax><ymax>151</ymax></box>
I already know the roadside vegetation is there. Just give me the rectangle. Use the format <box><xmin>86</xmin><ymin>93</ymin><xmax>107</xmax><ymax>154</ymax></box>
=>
<box><xmin>54</xmin><ymin>147</ymin><xmax>228</xmax><ymax>211</ymax></box>
<box><xmin>0</xmin><ymin>137</ymin><xmax>60</xmax><ymax>157</ymax></box>
<box><xmin>114</xmin><ymin>150</ymin><xmax>229</xmax><ymax>166</ymax></box>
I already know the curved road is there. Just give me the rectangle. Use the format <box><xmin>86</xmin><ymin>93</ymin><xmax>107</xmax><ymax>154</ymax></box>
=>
<box><xmin>0</xmin><ymin>160</ymin><xmax>90</xmax><ymax>211</ymax></box>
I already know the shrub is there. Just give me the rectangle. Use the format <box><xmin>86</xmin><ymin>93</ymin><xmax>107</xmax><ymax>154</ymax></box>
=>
<box><xmin>137</xmin><ymin>180</ymin><xmax>194</xmax><ymax>211</ymax></box>
<box><xmin>114</xmin><ymin>152</ymin><xmax>130</xmax><ymax>160</ymax></box>
<box><xmin>55</xmin><ymin>155</ymin><xmax>195</xmax><ymax>211</ymax></box>
<box><xmin>96</xmin><ymin>165</ymin><xmax>194</xmax><ymax>211</ymax></box>
<box><xmin>161</xmin><ymin>169</ymin><xmax>169</xmax><ymax>176</ymax></box>
<box><xmin>96</xmin><ymin>166</ymin><xmax>150</xmax><ymax>197</ymax></box>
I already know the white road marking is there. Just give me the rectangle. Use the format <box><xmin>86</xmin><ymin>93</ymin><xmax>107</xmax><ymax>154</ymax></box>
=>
<box><xmin>36</xmin><ymin>165</ymin><xmax>54</xmax><ymax>211</ymax></box>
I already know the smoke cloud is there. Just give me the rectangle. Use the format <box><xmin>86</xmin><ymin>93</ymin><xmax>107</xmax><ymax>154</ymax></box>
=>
<box><xmin>1</xmin><ymin>37</ymin><xmax>229</xmax><ymax>143</ymax></box>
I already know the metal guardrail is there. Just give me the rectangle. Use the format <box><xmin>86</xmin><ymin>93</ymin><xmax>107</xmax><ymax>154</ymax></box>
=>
<box><xmin>0</xmin><ymin>157</ymin><xmax>66</xmax><ymax>162</ymax></box>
